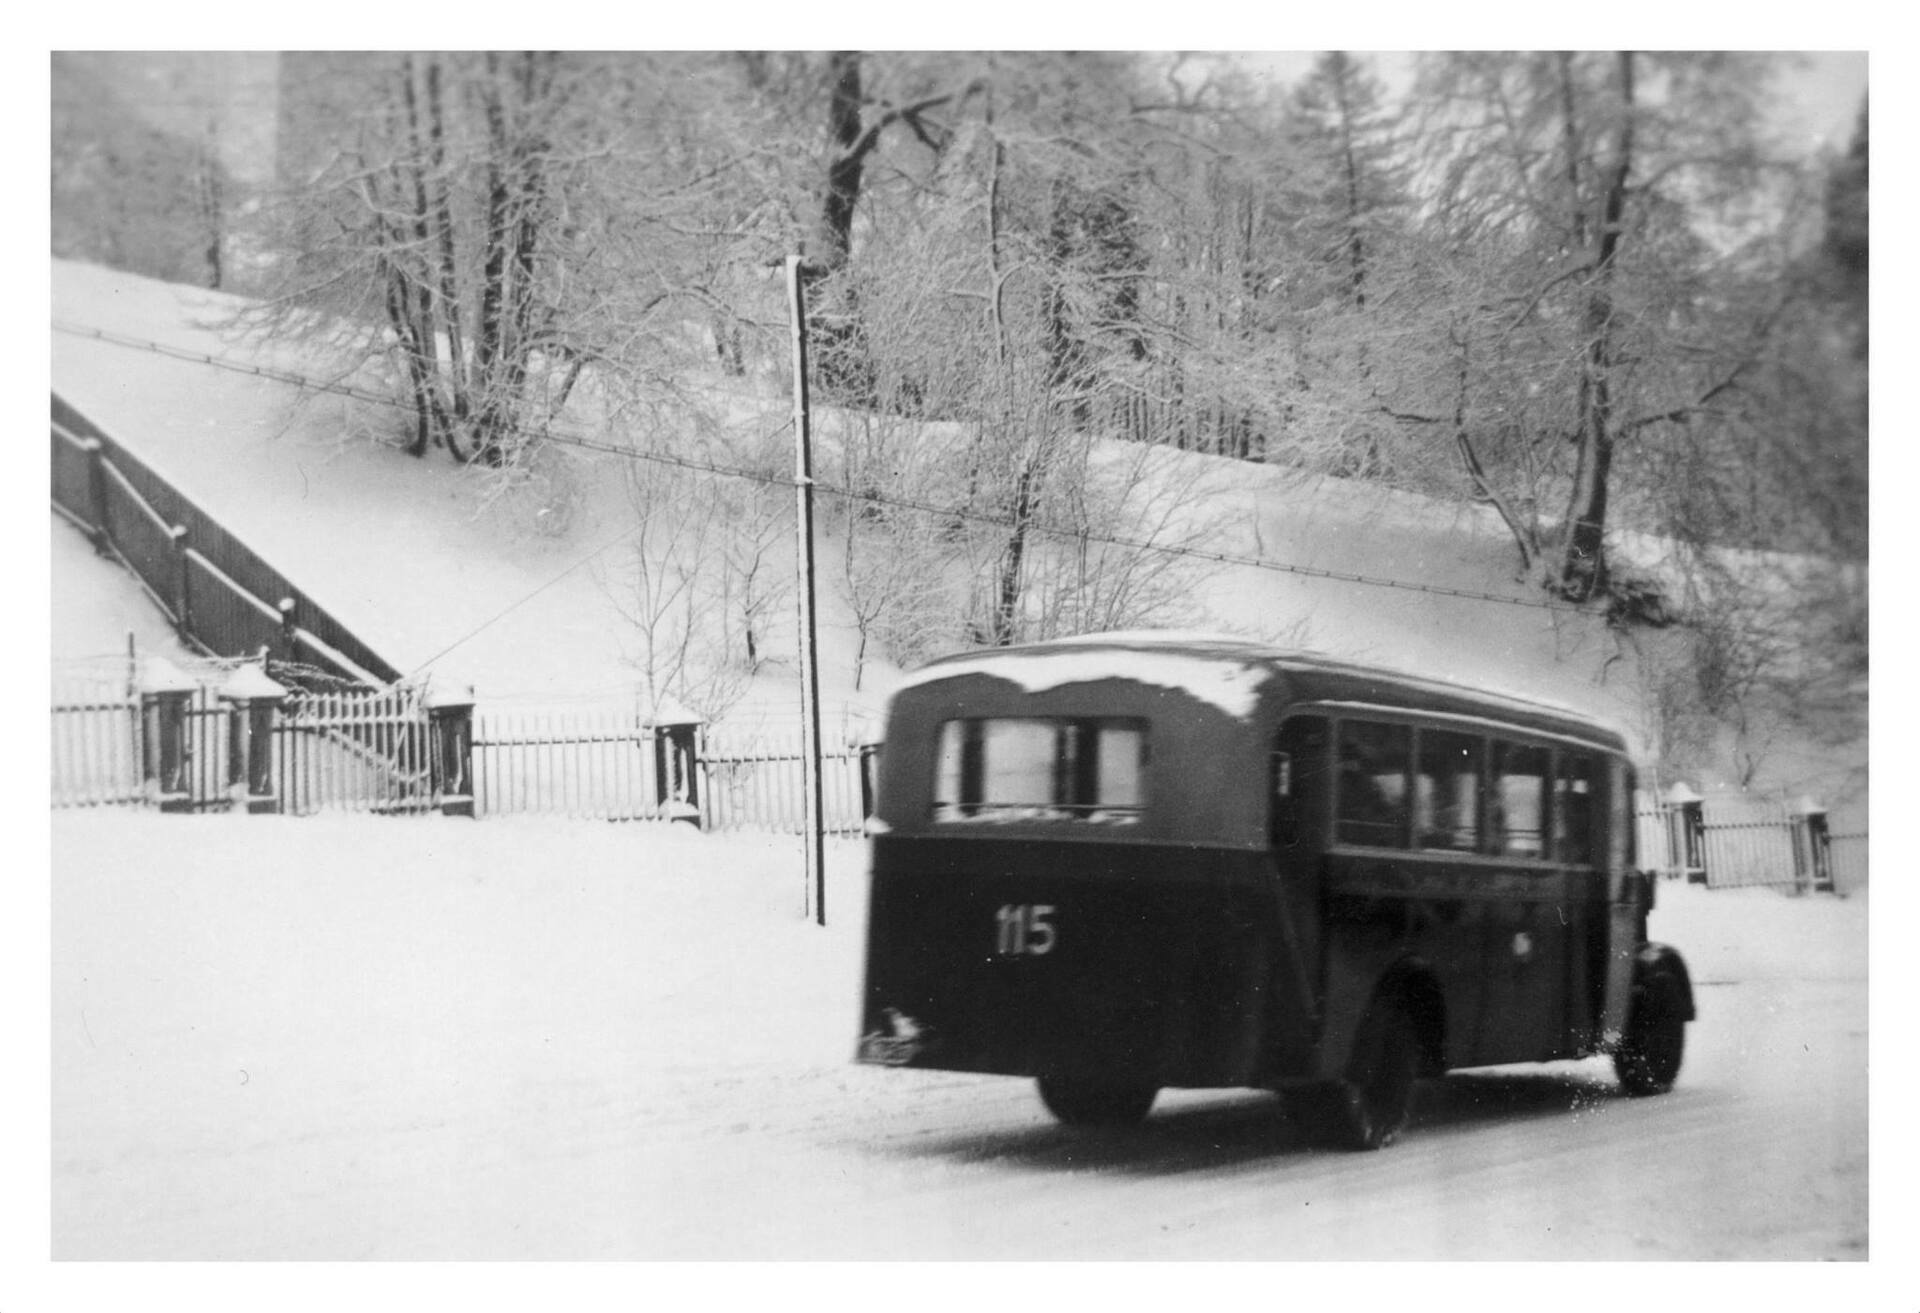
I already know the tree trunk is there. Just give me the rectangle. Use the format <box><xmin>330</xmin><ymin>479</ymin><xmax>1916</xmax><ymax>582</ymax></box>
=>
<box><xmin>1558</xmin><ymin>52</ymin><xmax>1635</xmax><ymax>602</ymax></box>
<box><xmin>819</xmin><ymin>51</ymin><xmax>865</xmax><ymax>269</ymax></box>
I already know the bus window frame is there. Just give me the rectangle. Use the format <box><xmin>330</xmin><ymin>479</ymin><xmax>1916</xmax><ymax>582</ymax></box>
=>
<box><xmin>1412</xmin><ymin>724</ymin><xmax>1486</xmax><ymax>855</ymax></box>
<box><xmin>1333</xmin><ymin>716</ymin><xmax>1414</xmax><ymax>850</ymax></box>
<box><xmin>931</xmin><ymin>714</ymin><xmax>1151</xmax><ymax>825</ymax></box>
<box><xmin>1297</xmin><ymin>703</ymin><xmax>1622</xmax><ymax>871</ymax></box>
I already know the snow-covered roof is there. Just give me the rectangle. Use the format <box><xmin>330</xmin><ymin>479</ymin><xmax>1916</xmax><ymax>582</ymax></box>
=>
<box><xmin>900</xmin><ymin>630</ymin><xmax>1625</xmax><ymax>738</ymax></box>
<box><xmin>897</xmin><ymin>637</ymin><xmax>1276</xmax><ymax>719</ymax></box>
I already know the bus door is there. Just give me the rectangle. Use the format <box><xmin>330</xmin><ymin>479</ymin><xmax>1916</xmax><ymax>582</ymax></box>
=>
<box><xmin>1476</xmin><ymin>742</ymin><xmax>1603</xmax><ymax>1062</ymax></box>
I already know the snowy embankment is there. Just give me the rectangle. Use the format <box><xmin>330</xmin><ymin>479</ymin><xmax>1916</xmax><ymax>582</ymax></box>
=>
<box><xmin>50</xmin><ymin>257</ymin><xmax>1868</xmax><ymax>806</ymax></box>
<box><xmin>51</xmin><ymin>808</ymin><xmax>1870</xmax><ymax>1262</ymax></box>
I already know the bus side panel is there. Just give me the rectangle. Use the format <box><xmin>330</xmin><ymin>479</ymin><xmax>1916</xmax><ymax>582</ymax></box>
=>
<box><xmin>1317</xmin><ymin>857</ymin><xmax>1608</xmax><ymax>1075</ymax></box>
<box><xmin>858</xmin><ymin>836</ymin><xmax>1296</xmax><ymax>1089</ymax></box>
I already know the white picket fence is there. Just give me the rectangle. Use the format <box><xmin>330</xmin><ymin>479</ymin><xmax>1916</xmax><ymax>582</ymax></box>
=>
<box><xmin>50</xmin><ymin>678</ymin><xmax>144</xmax><ymax>807</ymax></box>
<box><xmin>471</xmin><ymin>708</ymin><xmax>669</xmax><ymax>822</ymax></box>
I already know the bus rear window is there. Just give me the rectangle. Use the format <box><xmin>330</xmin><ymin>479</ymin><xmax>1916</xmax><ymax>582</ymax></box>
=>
<box><xmin>933</xmin><ymin>718</ymin><xmax>1147</xmax><ymax>825</ymax></box>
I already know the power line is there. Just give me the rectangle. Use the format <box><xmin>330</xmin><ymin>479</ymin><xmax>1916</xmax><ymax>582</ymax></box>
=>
<box><xmin>402</xmin><ymin>516</ymin><xmax>646</xmax><ymax>682</ymax></box>
<box><xmin>51</xmin><ymin>317</ymin><xmax>1590</xmax><ymax>618</ymax></box>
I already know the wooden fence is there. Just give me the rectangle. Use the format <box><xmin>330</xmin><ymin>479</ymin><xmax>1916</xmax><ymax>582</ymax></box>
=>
<box><xmin>51</xmin><ymin>393</ymin><xmax>402</xmax><ymax>686</ymax></box>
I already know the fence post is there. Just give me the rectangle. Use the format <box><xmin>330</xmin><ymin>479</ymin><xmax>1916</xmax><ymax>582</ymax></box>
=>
<box><xmin>858</xmin><ymin>742</ymin><xmax>881</xmax><ymax>822</ymax></box>
<box><xmin>84</xmin><ymin>437</ymin><xmax>113</xmax><ymax>557</ymax></box>
<box><xmin>652</xmin><ymin>716</ymin><xmax>703</xmax><ymax>826</ymax></box>
<box><xmin>277</xmin><ymin>597</ymin><xmax>299</xmax><ymax>665</ymax></box>
<box><xmin>170</xmin><ymin>524</ymin><xmax>191</xmax><ymax>640</ymax></box>
<box><xmin>427</xmin><ymin>686</ymin><xmax>476</xmax><ymax>817</ymax></box>
<box><xmin>218</xmin><ymin>664</ymin><xmax>287</xmax><ymax>814</ymax></box>
<box><xmin>1663</xmin><ymin>783</ymin><xmax>1707</xmax><ymax>884</ymax></box>
<box><xmin>1792</xmin><ymin>797</ymin><xmax>1834</xmax><ymax>894</ymax></box>
<box><xmin>138</xmin><ymin>657</ymin><xmax>198</xmax><ymax>813</ymax></box>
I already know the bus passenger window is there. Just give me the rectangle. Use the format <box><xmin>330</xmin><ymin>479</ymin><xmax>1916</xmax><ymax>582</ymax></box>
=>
<box><xmin>1415</xmin><ymin>730</ymin><xmax>1482</xmax><ymax>851</ymax></box>
<box><xmin>1553</xmin><ymin>752</ymin><xmax>1596</xmax><ymax>863</ymax></box>
<box><xmin>1490</xmin><ymin>742</ymin><xmax>1550</xmax><ymax>857</ymax></box>
<box><xmin>1335</xmin><ymin>720</ymin><xmax>1410</xmax><ymax>848</ymax></box>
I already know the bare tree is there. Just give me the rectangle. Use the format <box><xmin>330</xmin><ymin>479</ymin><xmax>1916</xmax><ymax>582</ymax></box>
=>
<box><xmin>248</xmin><ymin>53</ymin><xmax>767</xmax><ymax>479</ymax></box>
<box><xmin>1371</xmin><ymin>52</ymin><xmax>1804</xmax><ymax>605</ymax></box>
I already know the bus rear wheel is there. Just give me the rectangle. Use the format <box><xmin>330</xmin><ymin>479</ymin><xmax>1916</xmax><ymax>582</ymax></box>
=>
<box><xmin>1614</xmin><ymin>970</ymin><xmax>1686</xmax><ymax>1096</ymax></box>
<box><xmin>1330</xmin><ymin>997</ymin><xmax>1420</xmax><ymax>1150</ymax></box>
<box><xmin>1037</xmin><ymin>1076</ymin><xmax>1157</xmax><ymax>1127</ymax></box>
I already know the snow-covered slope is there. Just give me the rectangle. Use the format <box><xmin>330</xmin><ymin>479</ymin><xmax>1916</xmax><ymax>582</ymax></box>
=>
<box><xmin>49</xmin><ymin>258</ymin><xmax>1862</xmax><ymax>800</ymax></box>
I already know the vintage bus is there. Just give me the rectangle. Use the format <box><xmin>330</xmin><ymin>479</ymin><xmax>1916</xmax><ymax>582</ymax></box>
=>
<box><xmin>855</xmin><ymin>633</ymin><xmax>1694</xmax><ymax>1149</ymax></box>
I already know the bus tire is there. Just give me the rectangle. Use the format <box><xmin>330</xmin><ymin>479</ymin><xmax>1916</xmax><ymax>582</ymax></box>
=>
<box><xmin>1332</xmin><ymin>997</ymin><xmax>1420</xmax><ymax>1150</ymax></box>
<box><xmin>1036</xmin><ymin>1076</ymin><xmax>1157</xmax><ymax>1127</ymax></box>
<box><xmin>1614</xmin><ymin>970</ymin><xmax>1686</xmax><ymax>1096</ymax></box>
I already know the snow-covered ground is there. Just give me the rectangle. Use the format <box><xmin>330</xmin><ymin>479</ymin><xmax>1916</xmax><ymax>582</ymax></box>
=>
<box><xmin>48</xmin><ymin>809</ymin><xmax>1868</xmax><ymax>1264</ymax></box>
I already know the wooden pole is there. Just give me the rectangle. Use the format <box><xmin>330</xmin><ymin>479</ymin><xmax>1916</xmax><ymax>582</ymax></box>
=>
<box><xmin>786</xmin><ymin>255</ymin><xmax>828</xmax><ymax>926</ymax></box>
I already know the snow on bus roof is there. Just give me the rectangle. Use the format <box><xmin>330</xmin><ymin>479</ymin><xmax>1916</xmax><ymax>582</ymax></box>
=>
<box><xmin>898</xmin><ymin>630</ymin><xmax>1620</xmax><ymax>733</ymax></box>
<box><xmin>896</xmin><ymin>634</ymin><xmax>1276</xmax><ymax>719</ymax></box>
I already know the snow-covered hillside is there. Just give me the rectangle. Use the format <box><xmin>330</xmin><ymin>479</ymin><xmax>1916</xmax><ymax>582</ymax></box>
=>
<box><xmin>54</xmin><ymin>256</ymin><xmax>1868</xmax><ymax>801</ymax></box>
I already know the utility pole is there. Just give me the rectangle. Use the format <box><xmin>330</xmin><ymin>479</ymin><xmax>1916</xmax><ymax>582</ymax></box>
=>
<box><xmin>786</xmin><ymin>255</ymin><xmax>828</xmax><ymax>926</ymax></box>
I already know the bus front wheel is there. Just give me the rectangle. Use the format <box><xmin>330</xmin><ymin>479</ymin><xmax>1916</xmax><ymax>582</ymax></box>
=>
<box><xmin>1037</xmin><ymin>1076</ymin><xmax>1157</xmax><ymax>1127</ymax></box>
<box><xmin>1331</xmin><ymin>998</ymin><xmax>1420</xmax><ymax>1150</ymax></box>
<box><xmin>1614</xmin><ymin>970</ymin><xmax>1686</xmax><ymax>1096</ymax></box>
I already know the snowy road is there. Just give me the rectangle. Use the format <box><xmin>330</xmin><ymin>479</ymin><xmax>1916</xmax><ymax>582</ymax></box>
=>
<box><xmin>51</xmin><ymin>812</ymin><xmax>1867</xmax><ymax>1261</ymax></box>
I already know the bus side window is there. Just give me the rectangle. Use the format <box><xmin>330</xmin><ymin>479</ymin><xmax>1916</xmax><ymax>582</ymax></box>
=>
<box><xmin>1490</xmin><ymin>741</ymin><xmax>1550</xmax><ymax>857</ymax></box>
<box><xmin>1271</xmin><ymin>716</ymin><xmax>1328</xmax><ymax>850</ymax></box>
<box><xmin>1336</xmin><ymin>719</ymin><xmax>1411</xmax><ymax>848</ymax></box>
<box><xmin>1552</xmin><ymin>751</ymin><xmax>1596</xmax><ymax>863</ymax></box>
<box><xmin>1415</xmin><ymin>729</ymin><xmax>1482</xmax><ymax>852</ymax></box>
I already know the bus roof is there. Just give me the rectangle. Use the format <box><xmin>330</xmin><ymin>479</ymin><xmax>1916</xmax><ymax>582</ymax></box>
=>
<box><xmin>898</xmin><ymin>631</ymin><xmax>1630</xmax><ymax>752</ymax></box>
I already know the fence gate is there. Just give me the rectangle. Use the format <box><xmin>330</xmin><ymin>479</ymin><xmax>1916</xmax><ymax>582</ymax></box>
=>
<box><xmin>275</xmin><ymin>684</ymin><xmax>434</xmax><ymax>815</ymax></box>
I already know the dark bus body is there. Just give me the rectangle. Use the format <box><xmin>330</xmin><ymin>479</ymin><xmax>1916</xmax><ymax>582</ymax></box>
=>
<box><xmin>855</xmin><ymin>633</ymin><xmax>1694</xmax><ymax>1147</ymax></box>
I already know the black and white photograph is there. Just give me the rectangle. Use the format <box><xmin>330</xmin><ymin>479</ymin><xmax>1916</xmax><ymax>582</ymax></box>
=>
<box><xmin>28</xmin><ymin>34</ymin><xmax>1890</xmax><ymax>1294</ymax></box>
